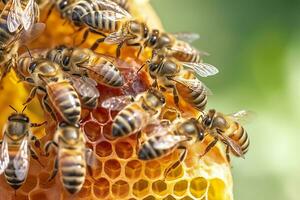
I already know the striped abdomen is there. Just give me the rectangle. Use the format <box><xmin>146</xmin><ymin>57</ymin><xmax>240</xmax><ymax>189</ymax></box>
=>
<box><xmin>59</xmin><ymin>148</ymin><xmax>86</xmax><ymax>194</ymax></box>
<box><xmin>112</xmin><ymin>103</ymin><xmax>147</xmax><ymax>137</ymax></box>
<box><xmin>171</xmin><ymin>42</ymin><xmax>201</xmax><ymax>63</ymax></box>
<box><xmin>16</xmin><ymin>56</ymin><xmax>33</xmax><ymax>81</ymax></box>
<box><xmin>78</xmin><ymin>10</ymin><xmax>122</xmax><ymax>33</ymax></box>
<box><xmin>47</xmin><ymin>81</ymin><xmax>81</xmax><ymax>124</ymax></box>
<box><xmin>138</xmin><ymin>136</ymin><xmax>173</xmax><ymax>160</ymax></box>
<box><xmin>228</xmin><ymin>122</ymin><xmax>250</xmax><ymax>155</ymax></box>
<box><xmin>176</xmin><ymin>80</ymin><xmax>207</xmax><ymax>111</ymax></box>
<box><xmin>88</xmin><ymin>58</ymin><xmax>124</xmax><ymax>87</ymax></box>
<box><xmin>4</xmin><ymin>146</ymin><xmax>29</xmax><ymax>189</ymax></box>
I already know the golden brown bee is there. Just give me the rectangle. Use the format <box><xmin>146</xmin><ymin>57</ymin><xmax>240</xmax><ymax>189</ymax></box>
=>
<box><xmin>45</xmin><ymin>45</ymin><xmax>124</xmax><ymax>87</ymax></box>
<box><xmin>16</xmin><ymin>57</ymin><xmax>81</xmax><ymax>124</ymax></box>
<box><xmin>146</xmin><ymin>54</ymin><xmax>216</xmax><ymax>111</ymax></box>
<box><xmin>110</xmin><ymin>0</ymin><xmax>130</xmax><ymax>11</ymax></box>
<box><xmin>0</xmin><ymin>106</ymin><xmax>44</xmax><ymax>190</ymax></box>
<box><xmin>102</xmin><ymin>88</ymin><xmax>166</xmax><ymax>138</ymax></box>
<box><xmin>44</xmin><ymin>123</ymin><xmax>93</xmax><ymax>194</ymax></box>
<box><xmin>201</xmin><ymin>109</ymin><xmax>250</xmax><ymax>163</ymax></box>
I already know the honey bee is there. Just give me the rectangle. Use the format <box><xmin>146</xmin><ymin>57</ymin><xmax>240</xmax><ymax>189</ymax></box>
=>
<box><xmin>3</xmin><ymin>0</ymin><xmax>40</xmax><ymax>32</ymax></box>
<box><xmin>201</xmin><ymin>109</ymin><xmax>250</xmax><ymax>163</ymax></box>
<box><xmin>137</xmin><ymin>117</ymin><xmax>205</xmax><ymax>176</ymax></box>
<box><xmin>45</xmin><ymin>45</ymin><xmax>124</xmax><ymax>87</ymax></box>
<box><xmin>44</xmin><ymin>123</ymin><xmax>93</xmax><ymax>194</ymax></box>
<box><xmin>102</xmin><ymin>88</ymin><xmax>166</xmax><ymax>137</ymax></box>
<box><xmin>16</xmin><ymin>57</ymin><xmax>81</xmax><ymax>124</ymax></box>
<box><xmin>110</xmin><ymin>0</ymin><xmax>129</xmax><ymax>11</ymax></box>
<box><xmin>0</xmin><ymin>106</ymin><xmax>45</xmax><ymax>190</ymax></box>
<box><xmin>146</xmin><ymin>54</ymin><xmax>215</xmax><ymax>111</ymax></box>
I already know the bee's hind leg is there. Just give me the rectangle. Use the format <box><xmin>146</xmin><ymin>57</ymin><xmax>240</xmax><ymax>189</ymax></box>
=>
<box><xmin>164</xmin><ymin>146</ymin><xmax>187</xmax><ymax>178</ymax></box>
<box><xmin>48</xmin><ymin>157</ymin><xmax>59</xmax><ymax>182</ymax></box>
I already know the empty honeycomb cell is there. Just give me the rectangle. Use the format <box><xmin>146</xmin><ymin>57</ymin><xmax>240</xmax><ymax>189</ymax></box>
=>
<box><xmin>104</xmin><ymin>159</ymin><xmax>121</xmax><ymax>179</ymax></box>
<box><xmin>92</xmin><ymin>108</ymin><xmax>110</xmax><ymax>123</ymax></box>
<box><xmin>144</xmin><ymin>161</ymin><xmax>161</xmax><ymax>179</ymax></box>
<box><xmin>93</xmin><ymin>178</ymin><xmax>110</xmax><ymax>199</ymax></box>
<box><xmin>111</xmin><ymin>180</ymin><xmax>130</xmax><ymax>198</ymax></box>
<box><xmin>21</xmin><ymin>175</ymin><xmax>37</xmax><ymax>193</ymax></box>
<box><xmin>181</xmin><ymin>196</ymin><xmax>194</xmax><ymax>200</ymax></box>
<box><xmin>125</xmin><ymin>160</ymin><xmax>143</xmax><ymax>179</ymax></box>
<box><xmin>207</xmin><ymin>178</ymin><xmax>227</xmax><ymax>200</ymax></box>
<box><xmin>84</xmin><ymin>121</ymin><xmax>102</xmax><ymax>142</ymax></box>
<box><xmin>102</xmin><ymin>122</ymin><xmax>115</xmax><ymax>140</ymax></box>
<box><xmin>96</xmin><ymin>141</ymin><xmax>113</xmax><ymax>157</ymax></box>
<box><xmin>132</xmin><ymin>179</ymin><xmax>150</xmax><ymax>198</ymax></box>
<box><xmin>173</xmin><ymin>179</ymin><xmax>188</xmax><ymax>197</ymax></box>
<box><xmin>190</xmin><ymin>177</ymin><xmax>208</xmax><ymax>198</ymax></box>
<box><xmin>163</xmin><ymin>195</ymin><xmax>176</xmax><ymax>200</ymax></box>
<box><xmin>152</xmin><ymin>180</ymin><xmax>168</xmax><ymax>196</ymax></box>
<box><xmin>143</xmin><ymin>195</ymin><xmax>157</xmax><ymax>200</ymax></box>
<box><xmin>38</xmin><ymin>171</ymin><xmax>56</xmax><ymax>189</ymax></box>
<box><xmin>115</xmin><ymin>141</ymin><xmax>134</xmax><ymax>159</ymax></box>
<box><xmin>77</xmin><ymin>179</ymin><xmax>92</xmax><ymax>198</ymax></box>
<box><xmin>165</xmin><ymin>163</ymin><xmax>184</xmax><ymax>181</ymax></box>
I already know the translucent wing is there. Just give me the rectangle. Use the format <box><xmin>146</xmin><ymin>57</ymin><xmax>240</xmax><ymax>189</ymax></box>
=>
<box><xmin>95</xmin><ymin>0</ymin><xmax>131</xmax><ymax>18</ymax></box>
<box><xmin>85</xmin><ymin>148</ymin><xmax>101</xmax><ymax>168</ymax></box>
<box><xmin>105</xmin><ymin>31</ymin><xmax>126</xmax><ymax>44</ymax></box>
<box><xmin>142</xmin><ymin>120</ymin><xmax>171</xmax><ymax>137</ymax></box>
<box><xmin>153</xmin><ymin>134</ymin><xmax>188</xmax><ymax>150</ymax></box>
<box><xmin>170</xmin><ymin>41</ymin><xmax>209</xmax><ymax>57</ymax></box>
<box><xmin>229</xmin><ymin>110</ymin><xmax>254</xmax><ymax>123</ymax></box>
<box><xmin>21</xmin><ymin>0</ymin><xmax>36</xmax><ymax>31</ymax></box>
<box><xmin>13</xmin><ymin>138</ymin><xmax>29</xmax><ymax>180</ymax></box>
<box><xmin>183</xmin><ymin>62</ymin><xmax>219</xmax><ymax>77</ymax></box>
<box><xmin>173</xmin><ymin>77</ymin><xmax>212</xmax><ymax>95</ymax></box>
<box><xmin>172</xmin><ymin>32</ymin><xmax>200</xmax><ymax>43</ymax></box>
<box><xmin>7</xmin><ymin>0</ymin><xmax>23</xmax><ymax>32</ymax></box>
<box><xmin>69</xmin><ymin>76</ymin><xmax>100</xmax><ymax>98</ymax></box>
<box><xmin>0</xmin><ymin>136</ymin><xmax>10</xmax><ymax>174</ymax></box>
<box><xmin>18</xmin><ymin>22</ymin><xmax>45</xmax><ymax>44</ymax></box>
<box><xmin>101</xmin><ymin>95</ymin><xmax>134</xmax><ymax>110</ymax></box>
<box><xmin>219</xmin><ymin>133</ymin><xmax>245</xmax><ymax>158</ymax></box>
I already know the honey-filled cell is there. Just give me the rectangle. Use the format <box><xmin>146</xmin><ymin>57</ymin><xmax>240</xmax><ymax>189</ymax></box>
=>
<box><xmin>96</xmin><ymin>141</ymin><xmax>113</xmax><ymax>157</ymax></box>
<box><xmin>104</xmin><ymin>159</ymin><xmax>122</xmax><ymax>179</ymax></box>
<box><xmin>163</xmin><ymin>195</ymin><xmax>176</xmax><ymax>200</ymax></box>
<box><xmin>173</xmin><ymin>180</ymin><xmax>188</xmax><ymax>197</ymax></box>
<box><xmin>111</xmin><ymin>180</ymin><xmax>130</xmax><ymax>198</ymax></box>
<box><xmin>77</xmin><ymin>179</ymin><xmax>92</xmax><ymax>198</ymax></box>
<box><xmin>93</xmin><ymin>178</ymin><xmax>110</xmax><ymax>199</ymax></box>
<box><xmin>115</xmin><ymin>141</ymin><xmax>134</xmax><ymax>159</ymax></box>
<box><xmin>144</xmin><ymin>161</ymin><xmax>162</xmax><ymax>179</ymax></box>
<box><xmin>143</xmin><ymin>195</ymin><xmax>157</xmax><ymax>200</ymax></box>
<box><xmin>152</xmin><ymin>180</ymin><xmax>168</xmax><ymax>196</ymax></box>
<box><xmin>83</xmin><ymin>121</ymin><xmax>102</xmax><ymax>142</ymax></box>
<box><xmin>190</xmin><ymin>177</ymin><xmax>208</xmax><ymax>198</ymax></box>
<box><xmin>132</xmin><ymin>179</ymin><xmax>150</xmax><ymax>198</ymax></box>
<box><xmin>181</xmin><ymin>196</ymin><xmax>194</xmax><ymax>200</ymax></box>
<box><xmin>125</xmin><ymin>160</ymin><xmax>143</xmax><ymax>179</ymax></box>
<box><xmin>92</xmin><ymin>108</ymin><xmax>110</xmax><ymax>124</ymax></box>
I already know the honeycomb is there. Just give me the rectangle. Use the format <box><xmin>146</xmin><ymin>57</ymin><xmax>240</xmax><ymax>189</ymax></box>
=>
<box><xmin>0</xmin><ymin>0</ymin><xmax>233</xmax><ymax>199</ymax></box>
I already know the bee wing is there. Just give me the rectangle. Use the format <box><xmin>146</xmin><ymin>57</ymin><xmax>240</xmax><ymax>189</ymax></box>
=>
<box><xmin>229</xmin><ymin>110</ymin><xmax>254</xmax><ymax>123</ymax></box>
<box><xmin>21</xmin><ymin>0</ymin><xmax>36</xmax><ymax>31</ymax></box>
<box><xmin>105</xmin><ymin>31</ymin><xmax>126</xmax><ymax>44</ymax></box>
<box><xmin>169</xmin><ymin>41</ymin><xmax>210</xmax><ymax>57</ymax></box>
<box><xmin>219</xmin><ymin>133</ymin><xmax>245</xmax><ymax>158</ymax></box>
<box><xmin>85</xmin><ymin>148</ymin><xmax>101</xmax><ymax>169</ymax></box>
<box><xmin>172</xmin><ymin>32</ymin><xmax>200</xmax><ymax>43</ymax></box>
<box><xmin>101</xmin><ymin>95</ymin><xmax>134</xmax><ymax>111</ymax></box>
<box><xmin>143</xmin><ymin>120</ymin><xmax>171</xmax><ymax>137</ymax></box>
<box><xmin>153</xmin><ymin>134</ymin><xmax>188</xmax><ymax>150</ymax></box>
<box><xmin>182</xmin><ymin>62</ymin><xmax>219</xmax><ymax>77</ymax></box>
<box><xmin>18</xmin><ymin>22</ymin><xmax>45</xmax><ymax>45</ymax></box>
<box><xmin>0</xmin><ymin>136</ymin><xmax>10</xmax><ymax>174</ymax></box>
<box><xmin>13</xmin><ymin>138</ymin><xmax>29</xmax><ymax>180</ymax></box>
<box><xmin>173</xmin><ymin>77</ymin><xmax>213</xmax><ymax>95</ymax></box>
<box><xmin>95</xmin><ymin>0</ymin><xmax>131</xmax><ymax>18</ymax></box>
<box><xmin>7</xmin><ymin>0</ymin><xmax>23</xmax><ymax>32</ymax></box>
<box><xmin>68</xmin><ymin>76</ymin><xmax>100</xmax><ymax>98</ymax></box>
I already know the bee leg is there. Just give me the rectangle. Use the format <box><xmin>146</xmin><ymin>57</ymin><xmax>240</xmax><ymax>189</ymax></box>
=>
<box><xmin>170</xmin><ymin>85</ymin><xmax>180</xmax><ymax>109</ymax></box>
<box><xmin>200</xmin><ymin>137</ymin><xmax>218</xmax><ymax>158</ymax></box>
<box><xmin>48</xmin><ymin>157</ymin><xmax>59</xmax><ymax>182</ymax></box>
<box><xmin>44</xmin><ymin>3</ymin><xmax>55</xmax><ymax>21</ymax></box>
<box><xmin>116</xmin><ymin>42</ymin><xmax>125</xmax><ymax>58</ymax></box>
<box><xmin>76</xmin><ymin>29</ymin><xmax>90</xmax><ymax>47</ymax></box>
<box><xmin>23</xmin><ymin>87</ymin><xmax>37</xmax><ymax>105</ymax></box>
<box><xmin>43</xmin><ymin>141</ymin><xmax>58</xmax><ymax>157</ymax></box>
<box><xmin>41</xmin><ymin>93</ymin><xmax>57</xmax><ymax>121</ymax></box>
<box><xmin>90</xmin><ymin>30</ymin><xmax>107</xmax><ymax>51</ymax></box>
<box><xmin>126</xmin><ymin>43</ymin><xmax>143</xmax><ymax>58</ymax></box>
<box><xmin>226</xmin><ymin>145</ymin><xmax>231</xmax><ymax>164</ymax></box>
<box><xmin>164</xmin><ymin>146</ymin><xmax>187</xmax><ymax>178</ymax></box>
<box><xmin>30</xmin><ymin>135</ymin><xmax>41</xmax><ymax>151</ymax></box>
<box><xmin>31</xmin><ymin>121</ymin><xmax>47</xmax><ymax>127</ymax></box>
<box><xmin>29</xmin><ymin>145</ymin><xmax>44</xmax><ymax>168</ymax></box>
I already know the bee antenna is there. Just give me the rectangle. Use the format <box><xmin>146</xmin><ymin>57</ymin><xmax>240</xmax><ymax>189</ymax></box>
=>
<box><xmin>22</xmin><ymin>105</ymin><xmax>27</xmax><ymax>114</ymax></box>
<box><xmin>21</xmin><ymin>45</ymin><xmax>33</xmax><ymax>61</ymax></box>
<box><xmin>9</xmin><ymin>105</ymin><xmax>18</xmax><ymax>113</ymax></box>
<box><xmin>137</xmin><ymin>63</ymin><xmax>146</xmax><ymax>73</ymax></box>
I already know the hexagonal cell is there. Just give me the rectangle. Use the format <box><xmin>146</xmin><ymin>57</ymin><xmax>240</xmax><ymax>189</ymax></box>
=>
<box><xmin>115</xmin><ymin>141</ymin><xmax>133</xmax><ymax>159</ymax></box>
<box><xmin>207</xmin><ymin>178</ymin><xmax>226</xmax><ymax>200</ymax></box>
<box><xmin>92</xmin><ymin>107</ymin><xmax>110</xmax><ymax>123</ymax></box>
<box><xmin>143</xmin><ymin>195</ymin><xmax>157</xmax><ymax>200</ymax></box>
<box><xmin>125</xmin><ymin>160</ymin><xmax>143</xmax><ymax>179</ymax></box>
<box><xmin>77</xmin><ymin>179</ymin><xmax>92</xmax><ymax>198</ymax></box>
<box><xmin>111</xmin><ymin>180</ymin><xmax>130</xmax><ymax>198</ymax></box>
<box><xmin>144</xmin><ymin>161</ymin><xmax>161</xmax><ymax>179</ymax></box>
<box><xmin>102</xmin><ymin>122</ymin><xmax>115</xmax><ymax>140</ymax></box>
<box><xmin>190</xmin><ymin>177</ymin><xmax>208</xmax><ymax>198</ymax></box>
<box><xmin>152</xmin><ymin>180</ymin><xmax>168</xmax><ymax>196</ymax></box>
<box><xmin>163</xmin><ymin>195</ymin><xmax>176</xmax><ymax>200</ymax></box>
<box><xmin>132</xmin><ymin>179</ymin><xmax>150</xmax><ymax>198</ymax></box>
<box><xmin>173</xmin><ymin>180</ymin><xmax>188</xmax><ymax>197</ymax></box>
<box><xmin>165</xmin><ymin>163</ymin><xmax>184</xmax><ymax>181</ymax></box>
<box><xmin>180</xmin><ymin>196</ymin><xmax>194</xmax><ymax>200</ymax></box>
<box><xmin>96</xmin><ymin>141</ymin><xmax>113</xmax><ymax>157</ymax></box>
<box><xmin>21</xmin><ymin>175</ymin><xmax>37</xmax><ymax>193</ymax></box>
<box><xmin>104</xmin><ymin>159</ymin><xmax>121</xmax><ymax>179</ymax></box>
<box><xmin>84</xmin><ymin>121</ymin><xmax>102</xmax><ymax>142</ymax></box>
<box><xmin>93</xmin><ymin>178</ymin><xmax>110</xmax><ymax>199</ymax></box>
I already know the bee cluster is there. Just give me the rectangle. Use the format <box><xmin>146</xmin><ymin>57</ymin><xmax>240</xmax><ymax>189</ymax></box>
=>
<box><xmin>0</xmin><ymin>0</ymin><xmax>249</xmax><ymax>199</ymax></box>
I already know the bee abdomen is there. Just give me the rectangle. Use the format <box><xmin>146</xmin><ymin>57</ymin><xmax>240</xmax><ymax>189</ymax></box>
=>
<box><xmin>48</xmin><ymin>82</ymin><xmax>81</xmax><ymax>124</ymax></box>
<box><xmin>191</xmin><ymin>88</ymin><xmax>207</xmax><ymax>111</ymax></box>
<box><xmin>4</xmin><ymin>162</ymin><xmax>26</xmax><ymax>189</ymax></box>
<box><xmin>138</xmin><ymin>138</ymin><xmax>164</xmax><ymax>160</ymax></box>
<box><xmin>230</xmin><ymin>123</ymin><xmax>250</xmax><ymax>155</ymax></box>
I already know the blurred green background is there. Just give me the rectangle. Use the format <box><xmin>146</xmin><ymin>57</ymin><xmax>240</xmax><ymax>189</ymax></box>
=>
<box><xmin>151</xmin><ymin>0</ymin><xmax>300</xmax><ymax>199</ymax></box>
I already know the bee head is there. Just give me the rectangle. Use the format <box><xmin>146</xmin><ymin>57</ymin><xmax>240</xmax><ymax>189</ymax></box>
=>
<box><xmin>128</xmin><ymin>21</ymin><xmax>148</xmax><ymax>38</ymax></box>
<box><xmin>7</xmin><ymin>113</ymin><xmax>30</xmax><ymax>139</ymax></box>
<box><xmin>203</xmin><ymin>109</ymin><xmax>228</xmax><ymax>132</ymax></box>
<box><xmin>145</xmin><ymin>88</ymin><xmax>166</xmax><ymax>109</ymax></box>
<box><xmin>58</xmin><ymin>0</ymin><xmax>72</xmax><ymax>11</ymax></box>
<box><xmin>179</xmin><ymin>118</ymin><xmax>204</xmax><ymax>141</ymax></box>
<box><xmin>156</xmin><ymin>33</ymin><xmax>173</xmax><ymax>49</ymax></box>
<box><xmin>160</xmin><ymin>59</ymin><xmax>178</xmax><ymax>76</ymax></box>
